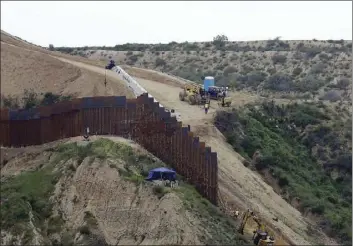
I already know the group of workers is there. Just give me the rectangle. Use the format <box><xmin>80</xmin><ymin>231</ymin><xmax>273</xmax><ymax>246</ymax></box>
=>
<box><xmin>202</xmin><ymin>86</ymin><xmax>230</xmax><ymax>114</ymax></box>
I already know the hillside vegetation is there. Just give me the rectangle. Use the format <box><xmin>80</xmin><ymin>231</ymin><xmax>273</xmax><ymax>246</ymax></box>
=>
<box><xmin>53</xmin><ymin>36</ymin><xmax>352</xmax><ymax>102</ymax></box>
<box><xmin>1</xmin><ymin>90</ymin><xmax>74</xmax><ymax>110</ymax></box>
<box><xmin>1</xmin><ymin>138</ymin><xmax>248</xmax><ymax>245</ymax></box>
<box><xmin>214</xmin><ymin>100</ymin><xmax>352</xmax><ymax>244</ymax></box>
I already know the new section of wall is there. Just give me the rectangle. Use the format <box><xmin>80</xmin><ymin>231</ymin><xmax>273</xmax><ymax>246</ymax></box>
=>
<box><xmin>0</xmin><ymin>93</ymin><xmax>218</xmax><ymax>205</ymax></box>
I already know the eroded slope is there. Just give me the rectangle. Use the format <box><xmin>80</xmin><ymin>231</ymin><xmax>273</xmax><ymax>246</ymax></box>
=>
<box><xmin>1</xmin><ymin>137</ymin><xmax>247</xmax><ymax>245</ymax></box>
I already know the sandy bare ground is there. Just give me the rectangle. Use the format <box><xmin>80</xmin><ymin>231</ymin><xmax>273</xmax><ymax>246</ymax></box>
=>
<box><xmin>1</xmin><ymin>31</ymin><xmax>108</xmax><ymax>68</ymax></box>
<box><xmin>1</xmin><ymin>42</ymin><xmax>80</xmax><ymax>96</ymax></box>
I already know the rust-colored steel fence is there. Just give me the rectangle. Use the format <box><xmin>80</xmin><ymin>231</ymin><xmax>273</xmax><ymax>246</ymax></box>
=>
<box><xmin>0</xmin><ymin>93</ymin><xmax>218</xmax><ymax>205</ymax></box>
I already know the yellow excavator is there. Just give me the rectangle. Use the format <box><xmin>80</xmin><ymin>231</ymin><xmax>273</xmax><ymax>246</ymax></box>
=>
<box><xmin>179</xmin><ymin>83</ymin><xmax>208</xmax><ymax>105</ymax></box>
<box><xmin>179</xmin><ymin>83</ymin><xmax>201</xmax><ymax>105</ymax></box>
<box><xmin>238</xmin><ymin>209</ymin><xmax>276</xmax><ymax>246</ymax></box>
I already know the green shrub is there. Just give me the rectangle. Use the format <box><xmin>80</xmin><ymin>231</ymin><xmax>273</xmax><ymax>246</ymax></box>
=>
<box><xmin>1</xmin><ymin>94</ymin><xmax>20</xmax><ymax>109</ymax></box>
<box><xmin>22</xmin><ymin>89</ymin><xmax>40</xmax><ymax>109</ymax></box>
<box><xmin>212</xmin><ymin>35</ymin><xmax>228</xmax><ymax>49</ymax></box>
<box><xmin>296</xmin><ymin>75</ymin><xmax>326</xmax><ymax>92</ymax></box>
<box><xmin>1</xmin><ymin>90</ymin><xmax>74</xmax><ymax>110</ymax></box>
<box><xmin>78</xmin><ymin>225</ymin><xmax>90</xmax><ymax>235</ymax></box>
<box><xmin>1</xmin><ymin>165</ymin><xmax>60</xmax><ymax>234</ymax></box>
<box><xmin>265</xmin><ymin>73</ymin><xmax>294</xmax><ymax>92</ymax></box>
<box><xmin>223</xmin><ymin>66</ymin><xmax>237</xmax><ymax>76</ymax></box>
<box><xmin>42</xmin><ymin>92</ymin><xmax>60</xmax><ymax>105</ymax></box>
<box><xmin>310</xmin><ymin>63</ymin><xmax>326</xmax><ymax>74</ymax></box>
<box><xmin>152</xmin><ymin>186</ymin><xmax>169</xmax><ymax>199</ymax></box>
<box><xmin>319</xmin><ymin>53</ymin><xmax>330</xmax><ymax>61</ymax></box>
<box><xmin>336</xmin><ymin>78</ymin><xmax>350</xmax><ymax>89</ymax></box>
<box><xmin>271</xmin><ymin>54</ymin><xmax>287</xmax><ymax>64</ymax></box>
<box><xmin>292</xmin><ymin>67</ymin><xmax>302</xmax><ymax>77</ymax></box>
<box><xmin>303</xmin><ymin>46</ymin><xmax>321</xmax><ymax>58</ymax></box>
<box><xmin>155</xmin><ymin>58</ymin><xmax>166</xmax><ymax>67</ymax></box>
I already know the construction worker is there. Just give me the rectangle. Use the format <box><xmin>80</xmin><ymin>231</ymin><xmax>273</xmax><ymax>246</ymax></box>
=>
<box><xmin>83</xmin><ymin>127</ymin><xmax>90</xmax><ymax>141</ymax></box>
<box><xmin>222</xmin><ymin>88</ymin><xmax>226</xmax><ymax>97</ymax></box>
<box><xmin>204</xmin><ymin>101</ymin><xmax>209</xmax><ymax>114</ymax></box>
<box><xmin>199</xmin><ymin>87</ymin><xmax>203</xmax><ymax>96</ymax></box>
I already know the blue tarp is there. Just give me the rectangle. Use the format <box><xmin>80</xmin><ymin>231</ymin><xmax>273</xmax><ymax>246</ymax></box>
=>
<box><xmin>145</xmin><ymin>167</ymin><xmax>176</xmax><ymax>181</ymax></box>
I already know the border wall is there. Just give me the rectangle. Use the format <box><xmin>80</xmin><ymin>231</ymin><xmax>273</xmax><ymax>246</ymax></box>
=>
<box><xmin>0</xmin><ymin>93</ymin><xmax>218</xmax><ymax>205</ymax></box>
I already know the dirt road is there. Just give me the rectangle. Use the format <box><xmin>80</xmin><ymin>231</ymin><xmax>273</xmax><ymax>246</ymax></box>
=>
<box><xmin>49</xmin><ymin>57</ymin><xmax>339</xmax><ymax>245</ymax></box>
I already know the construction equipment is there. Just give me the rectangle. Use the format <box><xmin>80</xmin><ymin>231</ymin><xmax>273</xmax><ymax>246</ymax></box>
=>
<box><xmin>207</xmin><ymin>86</ymin><xmax>223</xmax><ymax>100</ymax></box>
<box><xmin>105</xmin><ymin>60</ymin><xmax>116</xmax><ymax>70</ymax></box>
<box><xmin>208</xmin><ymin>86</ymin><xmax>232</xmax><ymax>107</ymax></box>
<box><xmin>179</xmin><ymin>75</ymin><xmax>232</xmax><ymax>107</ymax></box>
<box><xmin>253</xmin><ymin>230</ymin><xmax>275</xmax><ymax>246</ymax></box>
<box><xmin>218</xmin><ymin>188</ymin><xmax>280</xmax><ymax>246</ymax></box>
<box><xmin>179</xmin><ymin>83</ymin><xmax>208</xmax><ymax>105</ymax></box>
<box><xmin>237</xmin><ymin>209</ymin><xmax>276</xmax><ymax>246</ymax></box>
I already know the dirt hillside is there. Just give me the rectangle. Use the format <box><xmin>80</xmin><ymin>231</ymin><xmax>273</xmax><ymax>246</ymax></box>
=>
<box><xmin>1</xmin><ymin>42</ymin><xmax>80</xmax><ymax>96</ymax></box>
<box><xmin>0</xmin><ymin>31</ymin><xmax>133</xmax><ymax>99</ymax></box>
<box><xmin>1</xmin><ymin>137</ymin><xmax>248</xmax><ymax>245</ymax></box>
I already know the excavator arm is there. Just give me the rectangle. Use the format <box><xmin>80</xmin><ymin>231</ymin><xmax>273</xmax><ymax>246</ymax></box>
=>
<box><xmin>238</xmin><ymin>209</ymin><xmax>252</xmax><ymax>234</ymax></box>
<box><xmin>237</xmin><ymin>210</ymin><xmax>276</xmax><ymax>246</ymax></box>
<box><xmin>253</xmin><ymin>216</ymin><xmax>266</xmax><ymax>231</ymax></box>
